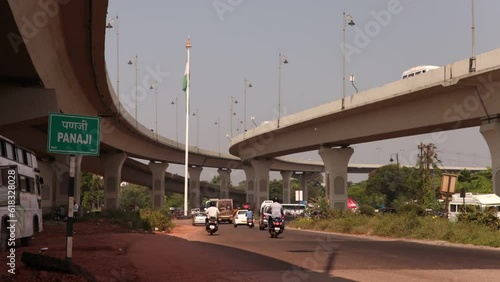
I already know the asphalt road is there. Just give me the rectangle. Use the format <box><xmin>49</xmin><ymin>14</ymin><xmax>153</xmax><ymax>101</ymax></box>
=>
<box><xmin>128</xmin><ymin>220</ymin><xmax>500</xmax><ymax>281</ymax></box>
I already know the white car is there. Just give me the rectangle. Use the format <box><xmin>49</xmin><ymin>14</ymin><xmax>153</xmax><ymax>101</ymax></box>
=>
<box><xmin>192</xmin><ymin>212</ymin><xmax>207</xmax><ymax>226</ymax></box>
<box><xmin>233</xmin><ymin>210</ymin><xmax>248</xmax><ymax>226</ymax></box>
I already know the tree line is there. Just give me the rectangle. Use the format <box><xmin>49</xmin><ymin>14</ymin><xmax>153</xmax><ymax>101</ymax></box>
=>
<box><xmin>78</xmin><ymin>166</ymin><xmax>492</xmax><ymax>212</ymax></box>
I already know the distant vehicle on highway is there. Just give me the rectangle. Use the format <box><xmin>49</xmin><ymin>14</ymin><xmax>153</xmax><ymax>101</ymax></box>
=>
<box><xmin>205</xmin><ymin>198</ymin><xmax>234</xmax><ymax>223</ymax></box>
<box><xmin>282</xmin><ymin>204</ymin><xmax>306</xmax><ymax>218</ymax></box>
<box><xmin>376</xmin><ymin>207</ymin><xmax>397</xmax><ymax>214</ymax></box>
<box><xmin>448</xmin><ymin>192</ymin><xmax>500</xmax><ymax>221</ymax></box>
<box><xmin>401</xmin><ymin>65</ymin><xmax>439</xmax><ymax>79</ymax></box>
<box><xmin>233</xmin><ymin>210</ymin><xmax>248</xmax><ymax>227</ymax></box>
<box><xmin>192</xmin><ymin>212</ymin><xmax>207</xmax><ymax>226</ymax></box>
<box><xmin>259</xmin><ymin>200</ymin><xmax>274</xmax><ymax>230</ymax></box>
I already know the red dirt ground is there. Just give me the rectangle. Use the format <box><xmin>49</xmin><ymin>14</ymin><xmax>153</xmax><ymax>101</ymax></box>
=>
<box><xmin>0</xmin><ymin>218</ymin><xmax>156</xmax><ymax>282</ymax></box>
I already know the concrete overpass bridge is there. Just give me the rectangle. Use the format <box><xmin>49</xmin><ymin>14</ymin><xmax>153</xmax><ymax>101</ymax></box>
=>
<box><xmin>0</xmin><ymin>0</ymin><xmax>333</xmax><ymax>212</ymax></box>
<box><xmin>231</xmin><ymin>48</ymin><xmax>500</xmax><ymax>209</ymax></box>
<box><xmin>0</xmin><ymin>1</ymin><xmax>494</xmax><ymax>213</ymax></box>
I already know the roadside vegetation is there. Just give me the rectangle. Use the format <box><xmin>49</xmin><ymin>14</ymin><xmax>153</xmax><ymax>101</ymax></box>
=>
<box><xmin>288</xmin><ymin>162</ymin><xmax>499</xmax><ymax>248</ymax></box>
<box><xmin>77</xmin><ymin>173</ymin><xmax>175</xmax><ymax>232</ymax></box>
<box><xmin>289</xmin><ymin>205</ymin><xmax>500</xmax><ymax>247</ymax></box>
<box><xmin>80</xmin><ymin>207</ymin><xmax>175</xmax><ymax>233</ymax></box>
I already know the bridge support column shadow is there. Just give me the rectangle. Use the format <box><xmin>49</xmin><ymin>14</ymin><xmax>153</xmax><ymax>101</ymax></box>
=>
<box><xmin>217</xmin><ymin>168</ymin><xmax>231</xmax><ymax>199</ymax></box>
<box><xmin>480</xmin><ymin>119</ymin><xmax>500</xmax><ymax>196</ymax></box>
<box><xmin>319</xmin><ymin>147</ymin><xmax>353</xmax><ymax>210</ymax></box>
<box><xmin>149</xmin><ymin>161</ymin><xmax>169</xmax><ymax>209</ymax></box>
<box><xmin>281</xmin><ymin>171</ymin><xmax>292</xmax><ymax>204</ymax></box>
<box><xmin>251</xmin><ymin>158</ymin><xmax>273</xmax><ymax>205</ymax></box>
<box><xmin>100</xmin><ymin>153</ymin><xmax>127</xmax><ymax>210</ymax></box>
<box><xmin>188</xmin><ymin>166</ymin><xmax>203</xmax><ymax>209</ymax></box>
<box><xmin>243</xmin><ymin>165</ymin><xmax>256</xmax><ymax>209</ymax></box>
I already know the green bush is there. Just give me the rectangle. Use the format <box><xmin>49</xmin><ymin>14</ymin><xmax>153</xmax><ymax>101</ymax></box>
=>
<box><xmin>139</xmin><ymin>208</ymin><xmax>174</xmax><ymax>232</ymax></box>
<box><xmin>457</xmin><ymin>206</ymin><xmax>500</xmax><ymax>230</ymax></box>
<box><xmin>398</xmin><ymin>203</ymin><xmax>426</xmax><ymax>216</ymax></box>
<box><xmin>288</xmin><ymin>210</ymin><xmax>500</xmax><ymax>247</ymax></box>
<box><xmin>97</xmin><ymin>209</ymin><xmax>144</xmax><ymax>229</ymax></box>
<box><xmin>359</xmin><ymin>205</ymin><xmax>375</xmax><ymax>216</ymax></box>
<box><xmin>84</xmin><ymin>208</ymin><xmax>174</xmax><ymax>232</ymax></box>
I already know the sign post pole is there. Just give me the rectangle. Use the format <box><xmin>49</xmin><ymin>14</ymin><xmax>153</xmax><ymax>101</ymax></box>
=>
<box><xmin>66</xmin><ymin>155</ymin><xmax>76</xmax><ymax>261</ymax></box>
<box><xmin>47</xmin><ymin>113</ymin><xmax>100</xmax><ymax>262</ymax></box>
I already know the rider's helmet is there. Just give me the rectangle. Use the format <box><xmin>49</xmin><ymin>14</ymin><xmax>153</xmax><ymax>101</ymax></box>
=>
<box><xmin>273</xmin><ymin>197</ymin><xmax>279</xmax><ymax>203</ymax></box>
<box><xmin>210</xmin><ymin>201</ymin><xmax>215</xmax><ymax>207</ymax></box>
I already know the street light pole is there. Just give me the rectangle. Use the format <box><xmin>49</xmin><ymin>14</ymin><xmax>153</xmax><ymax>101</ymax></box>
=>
<box><xmin>278</xmin><ymin>53</ymin><xmax>288</xmax><ymax>128</ymax></box>
<box><xmin>244</xmin><ymin>79</ymin><xmax>252</xmax><ymax>132</ymax></box>
<box><xmin>171</xmin><ymin>98</ymin><xmax>179</xmax><ymax>143</ymax></box>
<box><xmin>342</xmin><ymin>12</ymin><xmax>355</xmax><ymax>110</ymax></box>
<box><xmin>192</xmin><ymin>109</ymin><xmax>199</xmax><ymax>148</ymax></box>
<box><xmin>251</xmin><ymin>115</ymin><xmax>257</xmax><ymax>127</ymax></box>
<box><xmin>350</xmin><ymin>74</ymin><xmax>358</xmax><ymax>94</ymax></box>
<box><xmin>215</xmin><ymin>118</ymin><xmax>220</xmax><ymax>156</ymax></box>
<box><xmin>128</xmin><ymin>54</ymin><xmax>138</xmax><ymax>127</ymax></box>
<box><xmin>230</xmin><ymin>96</ymin><xmax>237</xmax><ymax>138</ymax></box>
<box><xmin>149</xmin><ymin>81</ymin><xmax>158</xmax><ymax>138</ymax></box>
<box><xmin>106</xmin><ymin>16</ymin><xmax>120</xmax><ymax>112</ymax></box>
<box><xmin>470</xmin><ymin>0</ymin><xmax>476</xmax><ymax>72</ymax></box>
<box><xmin>389</xmin><ymin>153</ymin><xmax>400</xmax><ymax>170</ymax></box>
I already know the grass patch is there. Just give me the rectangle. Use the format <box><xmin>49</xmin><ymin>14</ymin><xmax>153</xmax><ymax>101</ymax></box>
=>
<box><xmin>80</xmin><ymin>208</ymin><xmax>175</xmax><ymax>232</ymax></box>
<box><xmin>289</xmin><ymin>213</ymin><xmax>500</xmax><ymax>248</ymax></box>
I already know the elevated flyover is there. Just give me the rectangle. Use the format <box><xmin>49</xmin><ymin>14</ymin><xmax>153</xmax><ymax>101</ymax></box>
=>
<box><xmin>1</xmin><ymin>1</ymin><xmax>495</xmax><ymax>212</ymax></box>
<box><xmin>230</xmin><ymin>48</ymin><xmax>500</xmax><ymax>207</ymax></box>
<box><xmin>0</xmin><ymin>0</ymin><xmax>326</xmax><ymax>210</ymax></box>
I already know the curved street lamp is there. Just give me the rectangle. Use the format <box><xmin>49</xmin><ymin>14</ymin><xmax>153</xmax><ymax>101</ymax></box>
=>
<box><xmin>244</xmin><ymin>79</ymin><xmax>252</xmax><ymax>132</ymax></box>
<box><xmin>278</xmin><ymin>53</ymin><xmax>288</xmax><ymax>127</ymax></box>
<box><xmin>251</xmin><ymin>115</ymin><xmax>257</xmax><ymax>127</ymax></box>
<box><xmin>149</xmin><ymin>80</ymin><xmax>158</xmax><ymax>137</ymax></box>
<box><xmin>230</xmin><ymin>96</ymin><xmax>238</xmax><ymax>138</ymax></box>
<box><xmin>128</xmin><ymin>54</ymin><xmax>138</xmax><ymax>127</ymax></box>
<box><xmin>106</xmin><ymin>16</ymin><xmax>120</xmax><ymax>111</ymax></box>
<box><xmin>389</xmin><ymin>153</ymin><xmax>400</xmax><ymax>170</ymax></box>
<box><xmin>171</xmin><ymin>98</ymin><xmax>179</xmax><ymax>143</ymax></box>
<box><xmin>342</xmin><ymin>12</ymin><xmax>355</xmax><ymax>110</ymax></box>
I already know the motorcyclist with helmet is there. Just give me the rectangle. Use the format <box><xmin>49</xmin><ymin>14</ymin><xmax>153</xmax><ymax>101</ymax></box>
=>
<box><xmin>205</xmin><ymin>201</ymin><xmax>220</xmax><ymax>226</ymax></box>
<box><xmin>268</xmin><ymin>197</ymin><xmax>284</xmax><ymax>230</ymax></box>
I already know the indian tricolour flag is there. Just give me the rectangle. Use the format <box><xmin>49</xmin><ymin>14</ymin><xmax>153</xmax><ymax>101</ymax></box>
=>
<box><xmin>182</xmin><ymin>60</ymin><xmax>189</xmax><ymax>92</ymax></box>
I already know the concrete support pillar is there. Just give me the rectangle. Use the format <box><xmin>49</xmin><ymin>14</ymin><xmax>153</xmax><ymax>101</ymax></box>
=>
<box><xmin>319</xmin><ymin>146</ymin><xmax>353</xmax><ymax>210</ymax></box>
<box><xmin>300</xmin><ymin>173</ymin><xmax>309</xmax><ymax>202</ymax></box>
<box><xmin>251</xmin><ymin>159</ymin><xmax>274</xmax><ymax>207</ymax></box>
<box><xmin>217</xmin><ymin>168</ymin><xmax>231</xmax><ymax>199</ymax></box>
<box><xmin>188</xmin><ymin>166</ymin><xmax>203</xmax><ymax>208</ymax></box>
<box><xmin>100</xmin><ymin>153</ymin><xmax>127</xmax><ymax>210</ymax></box>
<box><xmin>52</xmin><ymin>155</ymin><xmax>82</xmax><ymax>209</ymax></box>
<box><xmin>480</xmin><ymin>119</ymin><xmax>500</xmax><ymax>196</ymax></box>
<box><xmin>242</xmin><ymin>165</ymin><xmax>256</xmax><ymax>209</ymax></box>
<box><xmin>281</xmin><ymin>171</ymin><xmax>292</xmax><ymax>204</ymax></box>
<box><xmin>149</xmin><ymin>162</ymin><xmax>169</xmax><ymax>209</ymax></box>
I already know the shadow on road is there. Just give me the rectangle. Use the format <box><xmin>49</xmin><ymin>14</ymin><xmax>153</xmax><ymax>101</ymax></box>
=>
<box><xmin>127</xmin><ymin>231</ymin><xmax>356</xmax><ymax>282</ymax></box>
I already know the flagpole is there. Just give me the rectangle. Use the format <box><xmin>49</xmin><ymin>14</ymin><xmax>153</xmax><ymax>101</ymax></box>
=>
<box><xmin>184</xmin><ymin>37</ymin><xmax>191</xmax><ymax>217</ymax></box>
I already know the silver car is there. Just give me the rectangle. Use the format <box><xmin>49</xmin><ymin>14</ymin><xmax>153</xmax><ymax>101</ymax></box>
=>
<box><xmin>259</xmin><ymin>205</ymin><xmax>272</xmax><ymax>230</ymax></box>
<box><xmin>192</xmin><ymin>212</ymin><xmax>207</xmax><ymax>226</ymax></box>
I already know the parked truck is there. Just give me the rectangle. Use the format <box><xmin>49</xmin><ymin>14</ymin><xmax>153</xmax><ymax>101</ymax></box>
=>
<box><xmin>216</xmin><ymin>199</ymin><xmax>234</xmax><ymax>223</ymax></box>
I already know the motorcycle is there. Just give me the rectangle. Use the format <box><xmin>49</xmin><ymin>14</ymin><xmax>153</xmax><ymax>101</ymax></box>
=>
<box><xmin>206</xmin><ymin>217</ymin><xmax>218</xmax><ymax>235</ymax></box>
<box><xmin>247</xmin><ymin>218</ymin><xmax>254</xmax><ymax>228</ymax></box>
<box><xmin>268</xmin><ymin>217</ymin><xmax>284</xmax><ymax>238</ymax></box>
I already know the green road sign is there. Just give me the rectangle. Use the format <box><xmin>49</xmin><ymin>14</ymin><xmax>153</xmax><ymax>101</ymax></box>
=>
<box><xmin>47</xmin><ymin>113</ymin><xmax>101</xmax><ymax>155</ymax></box>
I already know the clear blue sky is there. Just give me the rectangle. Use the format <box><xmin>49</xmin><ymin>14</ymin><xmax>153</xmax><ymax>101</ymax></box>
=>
<box><xmin>105</xmin><ymin>0</ymin><xmax>499</xmax><ymax>183</ymax></box>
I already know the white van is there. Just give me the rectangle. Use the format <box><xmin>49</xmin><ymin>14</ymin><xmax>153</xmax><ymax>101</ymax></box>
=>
<box><xmin>260</xmin><ymin>200</ymin><xmax>273</xmax><ymax>215</ymax></box>
<box><xmin>258</xmin><ymin>200</ymin><xmax>274</xmax><ymax>230</ymax></box>
<box><xmin>448</xmin><ymin>192</ymin><xmax>500</xmax><ymax>221</ymax></box>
